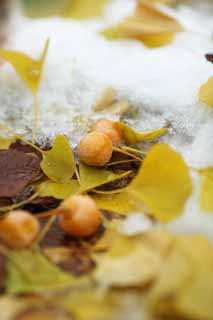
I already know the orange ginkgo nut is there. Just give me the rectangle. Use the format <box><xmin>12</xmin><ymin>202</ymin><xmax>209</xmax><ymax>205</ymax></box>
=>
<box><xmin>58</xmin><ymin>195</ymin><xmax>102</xmax><ymax>237</ymax></box>
<box><xmin>91</xmin><ymin>119</ymin><xmax>123</xmax><ymax>146</ymax></box>
<box><xmin>77</xmin><ymin>131</ymin><xmax>113</xmax><ymax>167</ymax></box>
<box><xmin>0</xmin><ymin>210</ymin><xmax>40</xmax><ymax>249</ymax></box>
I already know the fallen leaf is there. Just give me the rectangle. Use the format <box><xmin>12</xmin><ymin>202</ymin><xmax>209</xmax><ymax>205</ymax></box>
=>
<box><xmin>93</xmin><ymin>87</ymin><xmax>117</xmax><ymax>112</ymax></box>
<box><xmin>0</xmin><ymin>40</ymin><xmax>49</xmax><ymax>95</ymax></box>
<box><xmin>94</xmin><ymin>228</ymin><xmax>172</xmax><ymax>287</ymax></box>
<box><xmin>37</xmin><ymin>179</ymin><xmax>79</xmax><ymax>200</ymax></box>
<box><xmin>0</xmin><ymin>39</ymin><xmax>49</xmax><ymax>142</ymax></box>
<box><xmin>101</xmin><ymin>0</ymin><xmax>183</xmax><ymax>48</ymax></box>
<box><xmin>205</xmin><ymin>54</ymin><xmax>213</xmax><ymax>63</ymax></box>
<box><xmin>0</xmin><ymin>136</ymin><xmax>14</xmax><ymax>150</ymax></box>
<box><xmin>0</xmin><ymin>149</ymin><xmax>40</xmax><ymax>198</ymax></box>
<box><xmin>79</xmin><ymin>162</ymin><xmax>132</xmax><ymax>193</ymax></box>
<box><xmin>117</xmin><ymin>122</ymin><xmax>168</xmax><ymax>144</ymax></box>
<box><xmin>43</xmin><ymin>244</ymin><xmax>95</xmax><ymax>277</ymax></box>
<box><xmin>127</xmin><ymin>144</ymin><xmax>192</xmax><ymax>222</ymax></box>
<box><xmin>6</xmin><ymin>248</ymin><xmax>87</xmax><ymax>294</ymax></box>
<box><xmin>200</xmin><ymin>167</ymin><xmax>213</xmax><ymax>213</ymax></box>
<box><xmin>93</xmin><ymin>192</ymin><xmax>139</xmax><ymax>215</ymax></box>
<box><xmin>148</xmin><ymin>234</ymin><xmax>213</xmax><ymax>319</ymax></box>
<box><xmin>199</xmin><ymin>76</ymin><xmax>213</xmax><ymax>107</ymax></box>
<box><xmin>40</xmin><ymin>135</ymin><xmax>76</xmax><ymax>183</ymax></box>
<box><xmin>65</xmin><ymin>0</ymin><xmax>109</xmax><ymax>19</ymax></box>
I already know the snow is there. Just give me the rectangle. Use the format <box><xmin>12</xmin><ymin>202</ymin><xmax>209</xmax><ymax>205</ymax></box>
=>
<box><xmin>0</xmin><ymin>0</ymin><xmax>213</xmax><ymax>237</ymax></box>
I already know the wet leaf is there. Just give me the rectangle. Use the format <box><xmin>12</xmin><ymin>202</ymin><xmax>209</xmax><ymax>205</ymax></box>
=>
<box><xmin>200</xmin><ymin>167</ymin><xmax>213</xmax><ymax>212</ymax></box>
<box><xmin>199</xmin><ymin>76</ymin><xmax>213</xmax><ymax>107</ymax></box>
<box><xmin>0</xmin><ymin>136</ymin><xmax>14</xmax><ymax>150</ymax></box>
<box><xmin>41</xmin><ymin>135</ymin><xmax>76</xmax><ymax>183</ymax></box>
<box><xmin>0</xmin><ymin>149</ymin><xmax>40</xmax><ymax>198</ymax></box>
<box><xmin>0</xmin><ymin>39</ymin><xmax>49</xmax><ymax>95</ymax></box>
<box><xmin>6</xmin><ymin>248</ymin><xmax>85</xmax><ymax>294</ymax></box>
<box><xmin>37</xmin><ymin>179</ymin><xmax>79</xmax><ymax>200</ymax></box>
<box><xmin>117</xmin><ymin>122</ymin><xmax>168</xmax><ymax>144</ymax></box>
<box><xmin>92</xmin><ymin>87</ymin><xmax>117</xmax><ymax>112</ymax></box>
<box><xmin>101</xmin><ymin>0</ymin><xmax>183</xmax><ymax>48</ymax></box>
<box><xmin>79</xmin><ymin>162</ymin><xmax>131</xmax><ymax>192</ymax></box>
<box><xmin>94</xmin><ymin>228</ymin><xmax>172</xmax><ymax>287</ymax></box>
<box><xmin>127</xmin><ymin>144</ymin><xmax>192</xmax><ymax>222</ymax></box>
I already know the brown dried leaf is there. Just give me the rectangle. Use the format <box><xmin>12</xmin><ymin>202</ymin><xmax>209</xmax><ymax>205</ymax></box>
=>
<box><xmin>0</xmin><ymin>150</ymin><xmax>40</xmax><ymax>198</ymax></box>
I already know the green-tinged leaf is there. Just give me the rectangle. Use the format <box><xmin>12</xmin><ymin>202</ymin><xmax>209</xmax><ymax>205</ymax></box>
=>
<box><xmin>0</xmin><ymin>136</ymin><xmax>14</xmax><ymax>150</ymax></box>
<box><xmin>127</xmin><ymin>144</ymin><xmax>192</xmax><ymax>222</ymax></box>
<box><xmin>101</xmin><ymin>0</ymin><xmax>183</xmax><ymax>48</ymax></box>
<box><xmin>6</xmin><ymin>248</ymin><xmax>85</xmax><ymax>294</ymax></box>
<box><xmin>41</xmin><ymin>135</ymin><xmax>76</xmax><ymax>183</ymax></box>
<box><xmin>0</xmin><ymin>39</ymin><xmax>49</xmax><ymax>95</ymax></box>
<box><xmin>199</xmin><ymin>76</ymin><xmax>213</xmax><ymax>107</ymax></box>
<box><xmin>92</xmin><ymin>191</ymin><xmax>139</xmax><ymax>215</ymax></box>
<box><xmin>200</xmin><ymin>167</ymin><xmax>213</xmax><ymax>212</ymax></box>
<box><xmin>79</xmin><ymin>162</ymin><xmax>131</xmax><ymax>192</ymax></box>
<box><xmin>37</xmin><ymin>179</ymin><xmax>79</xmax><ymax>200</ymax></box>
<box><xmin>117</xmin><ymin>122</ymin><xmax>168</xmax><ymax>144</ymax></box>
<box><xmin>65</xmin><ymin>0</ymin><xmax>109</xmax><ymax>19</ymax></box>
<box><xmin>94</xmin><ymin>228</ymin><xmax>172</xmax><ymax>287</ymax></box>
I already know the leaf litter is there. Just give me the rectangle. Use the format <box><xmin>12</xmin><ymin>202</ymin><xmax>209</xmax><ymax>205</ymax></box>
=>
<box><xmin>0</xmin><ymin>5</ymin><xmax>212</xmax><ymax>318</ymax></box>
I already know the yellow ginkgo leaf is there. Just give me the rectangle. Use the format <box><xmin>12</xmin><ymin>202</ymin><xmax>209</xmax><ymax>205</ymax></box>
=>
<box><xmin>127</xmin><ymin>144</ymin><xmax>192</xmax><ymax>222</ymax></box>
<box><xmin>65</xmin><ymin>0</ymin><xmax>109</xmax><ymax>19</ymax></box>
<box><xmin>117</xmin><ymin>122</ymin><xmax>168</xmax><ymax>144</ymax></box>
<box><xmin>199</xmin><ymin>76</ymin><xmax>213</xmax><ymax>107</ymax></box>
<box><xmin>0</xmin><ymin>39</ymin><xmax>49</xmax><ymax>142</ymax></box>
<box><xmin>92</xmin><ymin>192</ymin><xmax>139</xmax><ymax>215</ymax></box>
<box><xmin>37</xmin><ymin>179</ymin><xmax>79</xmax><ymax>200</ymax></box>
<box><xmin>40</xmin><ymin>135</ymin><xmax>76</xmax><ymax>183</ymax></box>
<box><xmin>0</xmin><ymin>136</ymin><xmax>14</xmax><ymax>150</ymax></box>
<box><xmin>200</xmin><ymin>168</ymin><xmax>213</xmax><ymax>213</ymax></box>
<box><xmin>79</xmin><ymin>162</ymin><xmax>132</xmax><ymax>193</ymax></box>
<box><xmin>94</xmin><ymin>228</ymin><xmax>172</xmax><ymax>287</ymax></box>
<box><xmin>148</xmin><ymin>234</ymin><xmax>213</xmax><ymax>319</ymax></box>
<box><xmin>101</xmin><ymin>0</ymin><xmax>183</xmax><ymax>48</ymax></box>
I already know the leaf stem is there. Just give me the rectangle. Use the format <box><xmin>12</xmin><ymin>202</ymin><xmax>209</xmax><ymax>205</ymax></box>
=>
<box><xmin>113</xmin><ymin>146</ymin><xmax>142</xmax><ymax>162</ymax></box>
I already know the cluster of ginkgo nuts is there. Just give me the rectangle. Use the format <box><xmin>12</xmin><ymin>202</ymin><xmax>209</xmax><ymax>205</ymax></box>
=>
<box><xmin>0</xmin><ymin>195</ymin><xmax>102</xmax><ymax>249</ymax></box>
<box><xmin>0</xmin><ymin>119</ymin><xmax>121</xmax><ymax>249</ymax></box>
<box><xmin>77</xmin><ymin>119</ymin><xmax>123</xmax><ymax>167</ymax></box>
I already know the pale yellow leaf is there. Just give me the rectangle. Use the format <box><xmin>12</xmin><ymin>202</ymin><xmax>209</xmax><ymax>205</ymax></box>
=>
<box><xmin>94</xmin><ymin>228</ymin><xmax>172</xmax><ymax>287</ymax></box>
<box><xmin>92</xmin><ymin>87</ymin><xmax>117</xmax><ymax>112</ymax></box>
<box><xmin>37</xmin><ymin>179</ymin><xmax>79</xmax><ymax>200</ymax></box>
<box><xmin>0</xmin><ymin>136</ymin><xmax>14</xmax><ymax>150</ymax></box>
<box><xmin>199</xmin><ymin>76</ymin><xmax>213</xmax><ymax>107</ymax></box>
<box><xmin>200</xmin><ymin>167</ymin><xmax>213</xmax><ymax>212</ymax></box>
<box><xmin>0</xmin><ymin>39</ymin><xmax>49</xmax><ymax>95</ymax></box>
<box><xmin>41</xmin><ymin>135</ymin><xmax>76</xmax><ymax>183</ymax></box>
<box><xmin>92</xmin><ymin>191</ymin><xmax>139</xmax><ymax>215</ymax></box>
<box><xmin>128</xmin><ymin>144</ymin><xmax>192</xmax><ymax>222</ymax></box>
<box><xmin>102</xmin><ymin>0</ymin><xmax>183</xmax><ymax>47</ymax></box>
<box><xmin>65</xmin><ymin>0</ymin><xmax>109</xmax><ymax>19</ymax></box>
<box><xmin>79</xmin><ymin>162</ymin><xmax>131</xmax><ymax>192</ymax></box>
<box><xmin>117</xmin><ymin>122</ymin><xmax>168</xmax><ymax>144</ymax></box>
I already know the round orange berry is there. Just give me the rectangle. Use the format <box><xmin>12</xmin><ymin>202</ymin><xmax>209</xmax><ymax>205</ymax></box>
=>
<box><xmin>91</xmin><ymin>119</ymin><xmax>123</xmax><ymax>146</ymax></box>
<box><xmin>58</xmin><ymin>195</ymin><xmax>102</xmax><ymax>238</ymax></box>
<box><xmin>0</xmin><ymin>210</ymin><xmax>40</xmax><ymax>249</ymax></box>
<box><xmin>77</xmin><ymin>131</ymin><xmax>113</xmax><ymax>167</ymax></box>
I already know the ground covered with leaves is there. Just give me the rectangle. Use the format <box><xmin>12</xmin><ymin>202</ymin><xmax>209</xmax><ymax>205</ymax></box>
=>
<box><xmin>0</xmin><ymin>0</ymin><xmax>213</xmax><ymax>319</ymax></box>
